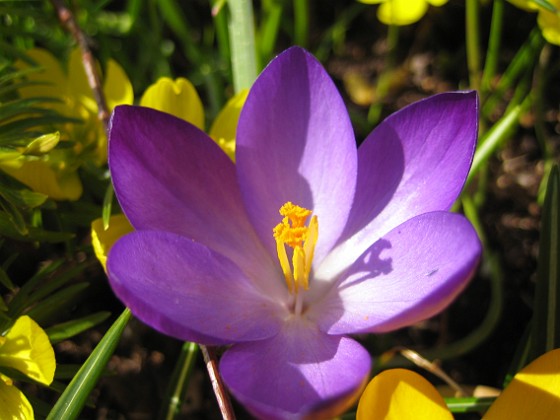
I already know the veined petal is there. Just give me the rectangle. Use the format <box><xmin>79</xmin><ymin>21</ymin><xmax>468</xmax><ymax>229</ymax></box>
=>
<box><xmin>0</xmin><ymin>316</ymin><xmax>55</xmax><ymax>385</ymax></box>
<box><xmin>109</xmin><ymin>105</ymin><xmax>279</xmax><ymax>288</ymax></box>
<box><xmin>107</xmin><ymin>231</ymin><xmax>284</xmax><ymax>345</ymax></box>
<box><xmin>220</xmin><ymin>320</ymin><xmax>370</xmax><ymax>420</ymax></box>
<box><xmin>321</xmin><ymin>91</ymin><xmax>478</xmax><ymax>277</ymax></box>
<box><xmin>484</xmin><ymin>349</ymin><xmax>560</xmax><ymax>419</ymax></box>
<box><xmin>91</xmin><ymin>214</ymin><xmax>134</xmax><ymax>271</ymax></box>
<box><xmin>314</xmin><ymin>212</ymin><xmax>480</xmax><ymax>335</ymax></box>
<box><xmin>357</xmin><ymin>369</ymin><xmax>453</xmax><ymax>420</ymax></box>
<box><xmin>0</xmin><ymin>380</ymin><xmax>34</xmax><ymax>420</ymax></box>
<box><xmin>236</xmin><ymin>47</ymin><xmax>357</xmax><ymax>266</ymax></box>
<box><xmin>140</xmin><ymin>77</ymin><xmax>205</xmax><ymax>130</ymax></box>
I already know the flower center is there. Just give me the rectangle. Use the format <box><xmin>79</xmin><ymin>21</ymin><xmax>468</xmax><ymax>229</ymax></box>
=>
<box><xmin>273</xmin><ymin>202</ymin><xmax>318</xmax><ymax>303</ymax></box>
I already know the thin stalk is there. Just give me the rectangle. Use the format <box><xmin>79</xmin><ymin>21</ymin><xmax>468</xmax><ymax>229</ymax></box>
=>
<box><xmin>50</xmin><ymin>0</ymin><xmax>109</xmax><ymax>131</ymax></box>
<box><xmin>159</xmin><ymin>342</ymin><xmax>199</xmax><ymax>420</ymax></box>
<box><xmin>201</xmin><ymin>345</ymin><xmax>236</xmax><ymax>420</ymax></box>
<box><xmin>465</xmin><ymin>0</ymin><xmax>481</xmax><ymax>91</ymax></box>
<box><xmin>481</xmin><ymin>0</ymin><xmax>504</xmax><ymax>95</ymax></box>
<box><xmin>293</xmin><ymin>0</ymin><xmax>309</xmax><ymax>47</ymax></box>
<box><xmin>227</xmin><ymin>0</ymin><xmax>258</xmax><ymax>93</ymax></box>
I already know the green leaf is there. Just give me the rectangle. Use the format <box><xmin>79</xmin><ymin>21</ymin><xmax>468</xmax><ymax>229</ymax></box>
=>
<box><xmin>529</xmin><ymin>164</ymin><xmax>560</xmax><ymax>361</ymax></box>
<box><xmin>47</xmin><ymin>309</ymin><xmax>132</xmax><ymax>420</ymax></box>
<box><xmin>46</xmin><ymin>312</ymin><xmax>112</xmax><ymax>344</ymax></box>
<box><xmin>25</xmin><ymin>282</ymin><xmax>90</xmax><ymax>325</ymax></box>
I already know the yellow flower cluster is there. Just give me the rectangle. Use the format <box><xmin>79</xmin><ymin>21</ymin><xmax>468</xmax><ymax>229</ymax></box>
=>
<box><xmin>1</xmin><ymin>48</ymin><xmax>133</xmax><ymax>200</ymax></box>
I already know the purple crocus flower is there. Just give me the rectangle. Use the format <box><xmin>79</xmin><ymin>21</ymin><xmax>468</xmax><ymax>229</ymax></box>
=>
<box><xmin>107</xmin><ymin>47</ymin><xmax>481</xmax><ymax>419</ymax></box>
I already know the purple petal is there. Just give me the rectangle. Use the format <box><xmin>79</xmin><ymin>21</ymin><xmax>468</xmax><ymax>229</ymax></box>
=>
<box><xmin>107</xmin><ymin>231</ymin><xmax>284</xmax><ymax>345</ymax></box>
<box><xmin>236</xmin><ymin>47</ymin><xmax>357</xmax><ymax>265</ymax></box>
<box><xmin>220</xmin><ymin>321</ymin><xmax>370</xmax><ymax>420</ymax></box>
<box><xmin>321</xmin><ymin>92</ymin><xmax>478</xmax><ymax>275</ymax></box>
<box><xmin>313</xmin><ymin>211</ymin><xmax>481</xmax><ymax>335</ymax></box>
<box><xmin>109</xmin><ymin>106</ymin><xmax>278</xmax><ymax>288</ymax></box>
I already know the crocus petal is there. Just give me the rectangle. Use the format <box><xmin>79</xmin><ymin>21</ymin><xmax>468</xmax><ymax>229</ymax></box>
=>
<box><xmin>220</xmin><ymin>320</ymin><xmax>370</xmax><ymax>420</ymax></box>
<box><xmin>357</xmin><ymin>369</ymin><xmax>453</xmax><ymax>420</ymax></box>
<box><xmin>91</xmin><ymin>214</ymin><xmax>134</xmax><ymax>271</ymax></box>
<box><xmin>314</xmin><ymin>211</ymin><xmax>480</xmax><ymax>335</ymax></box>
<box><xmin>484</xmin><ymin>348</ymin><xmax>560</xmax><ymax>419</ymax></box>
<box><xmin>0</xmin><ymin>316</ymin><xmax>55</xmax><ymax>385</ymax></box>
<box><xmin>209</xmin><ymin>89</ymin><xmax>249</xmax><ymax>162</ymax></box>
<box><xmin>0</xmin><ymin>380</ymin><xmax>34</xmax><ymax>420</ymax></box>
<box><xmin>107</xmin><ymin>230</ymin><xmax>283</xmax><ymax>345</ymax></box>
<box><xmin>321</xmin><ymin>91</ymin><xmax>477</xmax><ymax>277</ymax></box>
<box><xmin>109</xmin><ymin>105</ymin><xmax>278</xmax><ymax>286</ymax></box>
<box><xmin>377</xmin><ymin>0</ymin><xmax>429</xmax><ymax>25</ymax></box>
<box><xmin>236</xmin><ymin>46</ymin><xmax>358</xmax><ymax>265</ymax></box>
<box><xmin>140</xmin><ymin>77</ymin><xmax>205</xmax><ymax>130</ymax></box>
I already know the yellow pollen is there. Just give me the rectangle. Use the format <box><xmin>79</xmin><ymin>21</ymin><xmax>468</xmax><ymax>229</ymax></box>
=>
<box><xmin>272</xmin><ymin>202</ymin><xmax>318</xmax><ymax>294</ymax></box>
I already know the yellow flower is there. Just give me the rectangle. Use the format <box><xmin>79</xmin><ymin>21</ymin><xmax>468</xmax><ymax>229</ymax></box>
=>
<box><xmin>358</xmin><ymin>0</ymin><xmax>448</xmax><ymax>25</ymax></box>
<box><xmin>507</xmin><ymin>0</ymin><xmax>560</xmax><ymax>45</ymax></box>
<box><xmin>357</xmin><ymin>349</ymin><xmax>560</xmax><ymax>419</ymax></box>
<box><xmin>92</xmin><ymin>80</ymin><xmax>249</xmax><ymax>268</ymax></box>
<box><xmin>3</xmin><ymin>48</ymin><xmax>133</xmax><ymax>200</ymax></box>
<box><xmin>0</xmin><ymin>316</ymin><xmax>56</xmax><ymax>420</ymax></box>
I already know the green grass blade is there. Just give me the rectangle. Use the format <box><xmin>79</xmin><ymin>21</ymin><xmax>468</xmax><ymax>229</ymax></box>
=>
<box><xmin>47</xmin><ymin>309</ymin><xmax>132</xmax><ymax>420</ymax></box>
<box><xmin>529</xmin><ymin>164</ymin><xmax>560</xmax><ymax>361</ymax></box>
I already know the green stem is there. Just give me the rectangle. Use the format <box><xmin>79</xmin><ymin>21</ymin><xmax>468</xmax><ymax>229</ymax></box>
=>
<box><xmin>159</xmin><ymin>342</ymin><xmax>199</xmax><ymax>420</ymax></box>
<box><xmin>228</xmin><ymin>0</ymin><xmax>258</xmax><ymax>92</ymax></box>
<box><xmin>481</xmin><ymin>0</ymin><xmax>504</xmax><ymax>95</ymax></box>
<box><xmin>465</xmin><ymin>0</ymin><xmax>481</xmax><ymax>91</ymax></box>
<box><xmin>293</xmin><ymin>0</ymin><xmax>309</xmax><ymax>47</ymax></box>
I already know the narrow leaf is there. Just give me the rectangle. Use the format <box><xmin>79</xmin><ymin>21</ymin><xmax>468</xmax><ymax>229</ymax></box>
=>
<box><xmin>47</xmin><ymin>309</ymin><xmax>132</xmax><ymax>420</ymax></box>
<box><xmin>529</xmin><ymin>164</ymin><xmax>560</xmax><ymax>361</ymax></box>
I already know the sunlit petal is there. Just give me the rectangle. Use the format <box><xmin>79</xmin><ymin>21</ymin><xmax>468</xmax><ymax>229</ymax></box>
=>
<box><xmin>91</xmin><ymin>214</ymin><xmax>134</xmax><ymax>271</ymax></box>
<box><xmin>357</xmin><ymin>369</ymin><xmax>452</xmax><ymax>420</ymax></box>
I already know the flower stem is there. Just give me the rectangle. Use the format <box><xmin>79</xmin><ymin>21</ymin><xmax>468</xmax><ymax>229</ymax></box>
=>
<box><xmin>201</xmin><ymin>345</ymin><xmax>236</xmax><ymax>420</ymax></box>
<box><xmin>227</xmin><ymin>0</ymin><xmax>258</xmax><ymax>93</ymax></box>
<box><xmin>465</xmin><ymin>0</ymin><xmax>481</xmax><ymax>91</ymax></box>
<box><xmin>159</xmin><ymin>342</ymin><xmax>199</xmax><ymax>420</ymax></box>
<box><xmin>481</xmin><ymin>0</ymin><xmax>504</xmax><ymax>95</ymax></box>
<box><xmin>50</xmin><ymin>0</ymin><xmax>110</xmax><ymax>131</ymax></box>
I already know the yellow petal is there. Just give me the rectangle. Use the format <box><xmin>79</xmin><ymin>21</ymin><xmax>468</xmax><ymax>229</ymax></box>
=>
<box><xmin>538</xmin><ymin>1</ymin><xmax>560</xmax><ymax>46</ymax></box>
<box><xmin>209</xmin><ymin>89</ymin><xmax>249</xmax><ymax>161</ymax></box>
<box><xmin>483</xmin><ymin>349</ymin><xmax>560</xmax><ymax>419</ymax></box>
<box><xmin>0</xmin><ymin>380</ymin><xmax>34</xmax><ymax>420</ymax></box>
<box><xmin>377</xmin><ymin>0</ymin><xmax>429</xmax><ymax>25</ymax></box>
<box><xmin>357</xmin><ymin>369</ymin><xmax>453</xmax><ymax>420</ymax></box>
<box><xmin>140</xmin><ymin>77</ymin><xmax>205</xmax><ymax>130</ymax></box>
<box><xmin>0</xmin><ymin>159</ymin><xmax>82</xmax><ymax>201</ymax></box>
<box><xmin>426</xmin><ymin>0</ymin><xmax>448</xmax><ymax>6</ymax></box>
<box><xmin>103</xmin><ymin>59</ymin><xmax>134</xmax><ymax>110</ymax></box>
<box><xmin>0</xmin><ymin>316</ymin><xmax>55</xmax><ymax>386</ymax></box>
<box><xmin>91</xmin><ymin>214</ymin><xmax>134</xmax><ymax>271</ymax></box>
<box><xmin>17</xmin><ymin>48</ymin><xmax>68</xmax><ymax>101</ymax></box>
